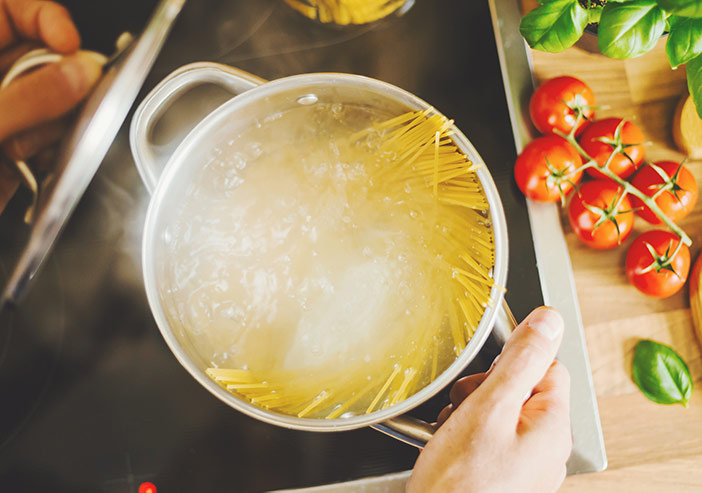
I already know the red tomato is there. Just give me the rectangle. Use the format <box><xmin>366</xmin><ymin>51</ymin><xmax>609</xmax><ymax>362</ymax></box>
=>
<box><xmin>626</xmin><ymin>230</ymin><xmax>690</xmax><ymax>298</ymax></box>
<box><xmin>514</xmin><ymin>135</ymin><xmax>583</xmax><ymax>202</ymax></box>
<box><xmin>529</xmin><ymin>76</ymin><xmax>596</xmax><ymax>136</ymax></box>
<box><xmin>578</xmin><ymin>118</ymin><xmax>646</xmax><ymax>179</ymax></box>
<box><xmin>568</xmin><ymin>180</ymin><xmax>634</xmax><ymax>249</ymax></box>
<box><xmin>630</xmin><ymin>161</ymin><xmax>698</xmax><ymax>224</ymax></box>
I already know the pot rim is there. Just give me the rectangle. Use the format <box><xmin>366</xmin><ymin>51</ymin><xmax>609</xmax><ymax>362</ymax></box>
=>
<box><xmin>141</xmin><ymin>72</ymin><xmax>509</xmax><ymax>431</ymax></box>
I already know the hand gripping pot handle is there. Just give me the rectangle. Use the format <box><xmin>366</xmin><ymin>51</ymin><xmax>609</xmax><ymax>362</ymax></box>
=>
<box><xmin>373</xmin><ymin>299</ymin><xmax>517</xmax><ymax>448</ymax></box>
<box><xmin>129</xmin><ymin>62</ymin><xmax>266</xmax><ymax>193</ymax></box>
<box><xmin>131</xmin><ymin>62</ymin><xmax>518</xmax><ymax>449</ymax></box>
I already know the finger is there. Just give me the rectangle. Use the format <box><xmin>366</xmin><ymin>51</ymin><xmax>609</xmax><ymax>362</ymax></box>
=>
<box><xmin>520</xmin><ymin>361</ymin><xmax>571</xmax><ymax>431</ymax></box>
<box><xmin>526</xmin><ymin>360</ymin><xmax>571</xmax><ymax>413</ymax></box>
<box><xmin>0</xmin><ymin>41</ymin><xmax>36</xmax><ymax>74</ymax></box>
<box><xmin>0</xmin><ymin>157</ymin><xmax>20</xmax><ymax>214</ymax></box>
<box><xmin>436</xmin><ymin>404</ymin><xmax>453</xmax><ymax>428</ymax></box>
<box><xmin>449</xmin><ymin>372</ymin><xmax>487</xmax><ymax>408</ymax></box>
<box><xmin>519</xmin><ymin>362</ymin><xmax>573</xmax><ymax>465</ymax></box>
<box><xmin>1</xmin><ymin>0</ymin><xmax>80</xmax><ymax>52</ymax></box>
<box><xmin>0</xmin><ymin>51</ymin><xmax>101</xmax><ymax>141</ymax></box>
<box><xmin>436</xmin><ymin>373</ymin><xmax>488</xmax><ymax>430</ymax></box>
<box><xmin>477</xmin><ymin>307</ymin><xmax>564</xmax><ymax>417</ymax></box>
<box><xmin>3</xmin><ymin>117</ymin><xmax>66</xmax><ymax>160</ymax></box>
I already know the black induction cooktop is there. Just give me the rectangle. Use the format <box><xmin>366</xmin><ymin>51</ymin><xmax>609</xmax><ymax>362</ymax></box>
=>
<box><xmin>0</xmin><ymin>1</ymin><xmax>543</xmax><ymax>491</ymax></box>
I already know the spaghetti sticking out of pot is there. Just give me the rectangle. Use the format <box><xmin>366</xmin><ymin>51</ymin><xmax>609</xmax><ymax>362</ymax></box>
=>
<box><xmin>160</xmin><ymin>105</ymin><xmax>495</xmax><ymax>419</ymax></box>
<box><xmin>190</xmin><ymin>110</ymin><xmax>494</xmax><ymax>419</ymax></box>
<box><xmin>283</xmin><ymin>0</ymin><xmax>410</xmax><ymax>25</ymax></box>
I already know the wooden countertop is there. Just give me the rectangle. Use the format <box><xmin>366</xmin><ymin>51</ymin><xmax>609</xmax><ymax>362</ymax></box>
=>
<box><xmin>519</xmin><ymin>2</ymin><xmax>702</xmax><ymax>491</ymax></box>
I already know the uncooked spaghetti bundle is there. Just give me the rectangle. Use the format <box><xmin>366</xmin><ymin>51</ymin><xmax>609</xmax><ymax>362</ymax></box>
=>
<box><xmin>205</xmin><ymin>109</ymin><xmax>496</xmax><ymax>419</ymax></box>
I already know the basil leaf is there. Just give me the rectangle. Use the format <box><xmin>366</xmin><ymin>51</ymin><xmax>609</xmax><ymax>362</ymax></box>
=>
<box><xmin>657</xmin><ymin>0</ymin><xmax>702</xmax><ymax>18</ymax></box>
<box><xmin>688</xmin><ymin>53</ymin><xmax>702</xmax><ymax>119</ymax></box>
<box><xmin>632</xmin><ymin>339</ymin><xmax>692</xmax><ymax>406</ymax></box>
<box><xmin>667</xmin><ymin>16</ymin><xmax>702</xmax><ymax>68</ymax></box>
<box><xmin>519</xmin><ymin>0</ymin><xmax>588</xmax><ymax>53</ymax></box>
<box><xmin>598</xmin><ymin>1</ymin><xmax>667</xmax><ymax>59</ymax></box>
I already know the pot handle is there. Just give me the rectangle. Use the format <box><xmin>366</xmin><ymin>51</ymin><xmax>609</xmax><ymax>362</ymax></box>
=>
<box><xmin>129</xmin><ymin>62</ymin><xmax>266</xmax><ymax>194</ymax></box>
<box><xmin>371</xmin><ymin>299</ymin><xmax>517</xmax><ymax>448</ymax></box>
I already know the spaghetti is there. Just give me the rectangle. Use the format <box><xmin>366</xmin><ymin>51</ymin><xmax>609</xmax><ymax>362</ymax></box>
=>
<box><xmin>206</xmin><ymin>109</ymin><xmax>496</xmax><ymax>419</ymax></box>
<box><xmin>283</xmin><ymin>0</ymin><xmax>410</xmax><ymax>25</ymax></box>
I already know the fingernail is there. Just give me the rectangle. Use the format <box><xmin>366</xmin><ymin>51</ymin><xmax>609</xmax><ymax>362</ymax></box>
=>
<box><xmin>60</xmin><ymin>52</ymin><xmax>102</xmax><ymax>94</ymax></box>
<box><xmin>525</xmin><ymin>307</ymin><xmax>564</xmax><ymax>341</ymax></box>
<box><xmin>489</xmin><ymin>354</ymin><xmax>500</xmax><ymax>371</ymax></box>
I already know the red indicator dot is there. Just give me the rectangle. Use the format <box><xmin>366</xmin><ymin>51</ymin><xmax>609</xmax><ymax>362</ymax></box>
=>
<box><xmin>139</xmin><ymin>482</ymin><xmax>157</xmax><ymax>493</ymax></box>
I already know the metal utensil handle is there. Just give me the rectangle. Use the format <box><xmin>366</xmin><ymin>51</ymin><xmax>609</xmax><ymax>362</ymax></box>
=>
<box><xmin>129</xmin><ymin>62</ymin><xmax>266</xmax><ymax>194</ymax></box>
<box><xmin>2</xmin><ymin>49</ymin><xmax>108</xmax><ymax>223</ymax></box>
<box><xmin>372</xmin><ymin>300</ymin><xmax>518</xmax><ymax>448</ymax></box>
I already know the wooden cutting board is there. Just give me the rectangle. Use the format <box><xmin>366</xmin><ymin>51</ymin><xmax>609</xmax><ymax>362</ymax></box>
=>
<box><xmin>520</xmin><ymin>1</ymin><xmax>702</xmax><ymax>491</ymax></box>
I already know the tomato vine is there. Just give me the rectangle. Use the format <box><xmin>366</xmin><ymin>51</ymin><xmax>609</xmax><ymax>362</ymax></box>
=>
<box><xmin>555</xmin><ymin>109</ymin><xmax>692</xmax><ymax>247</ymax></box>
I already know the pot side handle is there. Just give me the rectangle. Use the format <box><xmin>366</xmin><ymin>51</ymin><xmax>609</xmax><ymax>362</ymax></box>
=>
<box><xmin>129</xmin><ymin>62</ymin><xmax>266</xmax><ymax>194</ymax></box>
<box><xmin>371</xmin><ymin>300</ymin><xmax>517</xmax><ymax>449</ymax></box>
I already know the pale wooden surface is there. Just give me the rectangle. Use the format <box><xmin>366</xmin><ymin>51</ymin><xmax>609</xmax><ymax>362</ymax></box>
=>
<box><xmin>519</xmin><ymin>1</ymin><xmax>702</xmax><ymax>490</ymax></box>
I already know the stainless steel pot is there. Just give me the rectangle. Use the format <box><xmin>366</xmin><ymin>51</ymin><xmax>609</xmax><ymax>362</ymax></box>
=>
<box><xmin>130</xmin><ymin>62</ymin><xmax>516</xmax><ymax>447</ymax></box>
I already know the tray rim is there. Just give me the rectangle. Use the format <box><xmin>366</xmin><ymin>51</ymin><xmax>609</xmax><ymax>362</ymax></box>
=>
<box><xmin>488</xmin><ymin>0</ymin><xmax>607</xmax><ymax>475</ymax></box>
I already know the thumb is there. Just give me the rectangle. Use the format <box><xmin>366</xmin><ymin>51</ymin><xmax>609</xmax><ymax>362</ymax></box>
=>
<box><xmin>477</xmin><ymin>307</ymin><xmax>564</xmax><ymax>417</ymax></box>
<box><xmin>0</xmin><ymin>51</ymin><xmax>102</xmax><ymax>142</ymax></box>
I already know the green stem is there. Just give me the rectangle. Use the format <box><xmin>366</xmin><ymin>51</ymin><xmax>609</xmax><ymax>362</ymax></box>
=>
<box><xmin>555</xmin><ymin>130</ymin><xmax>692</xmax><ymax>247</ymax></box>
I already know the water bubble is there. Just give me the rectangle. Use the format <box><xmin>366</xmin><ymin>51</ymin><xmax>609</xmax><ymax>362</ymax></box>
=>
<box><xmin>246</xmin><ymin>141</ymin><xmax>263</xmax><ymax>159</ymax></box>
<box><xmin>231</xmin><ymin>152</ymin><xmax>247</xmax><ymax>170</ymax></box>
<box><xmin>263</xmin><ymin>111</ymin><xmax>283</xmax><ymax>123</ymax></box>
<box><xmin>297</xmin><ymin>93</ymin><xmax>318</xmax><ymax>105</ymax></box>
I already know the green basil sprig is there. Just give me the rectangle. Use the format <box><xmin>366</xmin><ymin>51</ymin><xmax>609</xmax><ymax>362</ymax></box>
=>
<box><xmin>632</xmin><ymin>339</ymin><xmax>693</xmax><ymax>406</ymax></box>
<box><xmin>519</xmin><ymin>0</ymin><xmax>589</xmax><ymax>53</ymax></box>
<box><xmin>519</xmin><ymin>0</ymin><xmax>702</xmax><ymax>118</ymax></box>
<box><xmin>657</xmin><ymin>0</ymin><xmax>702</xmax><ymax>18</ymax></box>
<box><xmin>687</xmin><ymin>54</ymin><xmax>702</xmax><ymax>123</ymax></box>
<box><xmin>666</xmin><ymin>16</ymin><xmax>702</xmax><ymax>68</ymax></box>
<box><xmin>598</xmin><ymin>1</ymin><xmax>666</xmax><ymax>59</ymax></box>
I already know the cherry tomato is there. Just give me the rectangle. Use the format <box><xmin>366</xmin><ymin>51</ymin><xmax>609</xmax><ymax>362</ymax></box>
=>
<box><xmin>626</xmin><ymin>230</ymin><xmax>690</xmax><ymax>298</ymax></box>
<box><xmin>568</xmin><ymin>180</ymin><xmax>634</xmax><ymax>249</ymax></box>
<box><xmin>578</xmin><ymin>118</ymin><xmax>646</xmax><ymax>179</ymax></box>
<box><xmin>514</xmin><ymin>135</ymin><xmax>583</xmax><ymax>202</ymax></box>
<box><xmin>630</xmin><ymin>161</ymin><xmax>698</xmax><ymax>224</ymax></box>
<box><xmin>529</xmin><ymin>76</ymin><xmax>596</xmax><ymax>136</ymax></box>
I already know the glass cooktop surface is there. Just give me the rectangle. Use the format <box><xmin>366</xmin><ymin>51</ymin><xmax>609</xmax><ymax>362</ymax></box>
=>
<box><xmin>0</xmin><ymin>1</ymin><xmax>543</xmax><ymax>491</ymax></box>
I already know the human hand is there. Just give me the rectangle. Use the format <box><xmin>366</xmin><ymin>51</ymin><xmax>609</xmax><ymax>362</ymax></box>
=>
<box><xmin>0</xmin><ymin>0</ymin><xmax>103</xmax><ymax>213</ymax></box>
<box><xmin>407</xmin><ymin>307</ymin><xmax>572</xmax><ymax>493</ymax></box>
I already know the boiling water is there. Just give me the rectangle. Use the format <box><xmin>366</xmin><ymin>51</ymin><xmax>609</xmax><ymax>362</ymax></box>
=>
<box><xmin>159</xmin><ymin>103</ymin><xmax>469</xmax><ymax>417</ymax></box>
